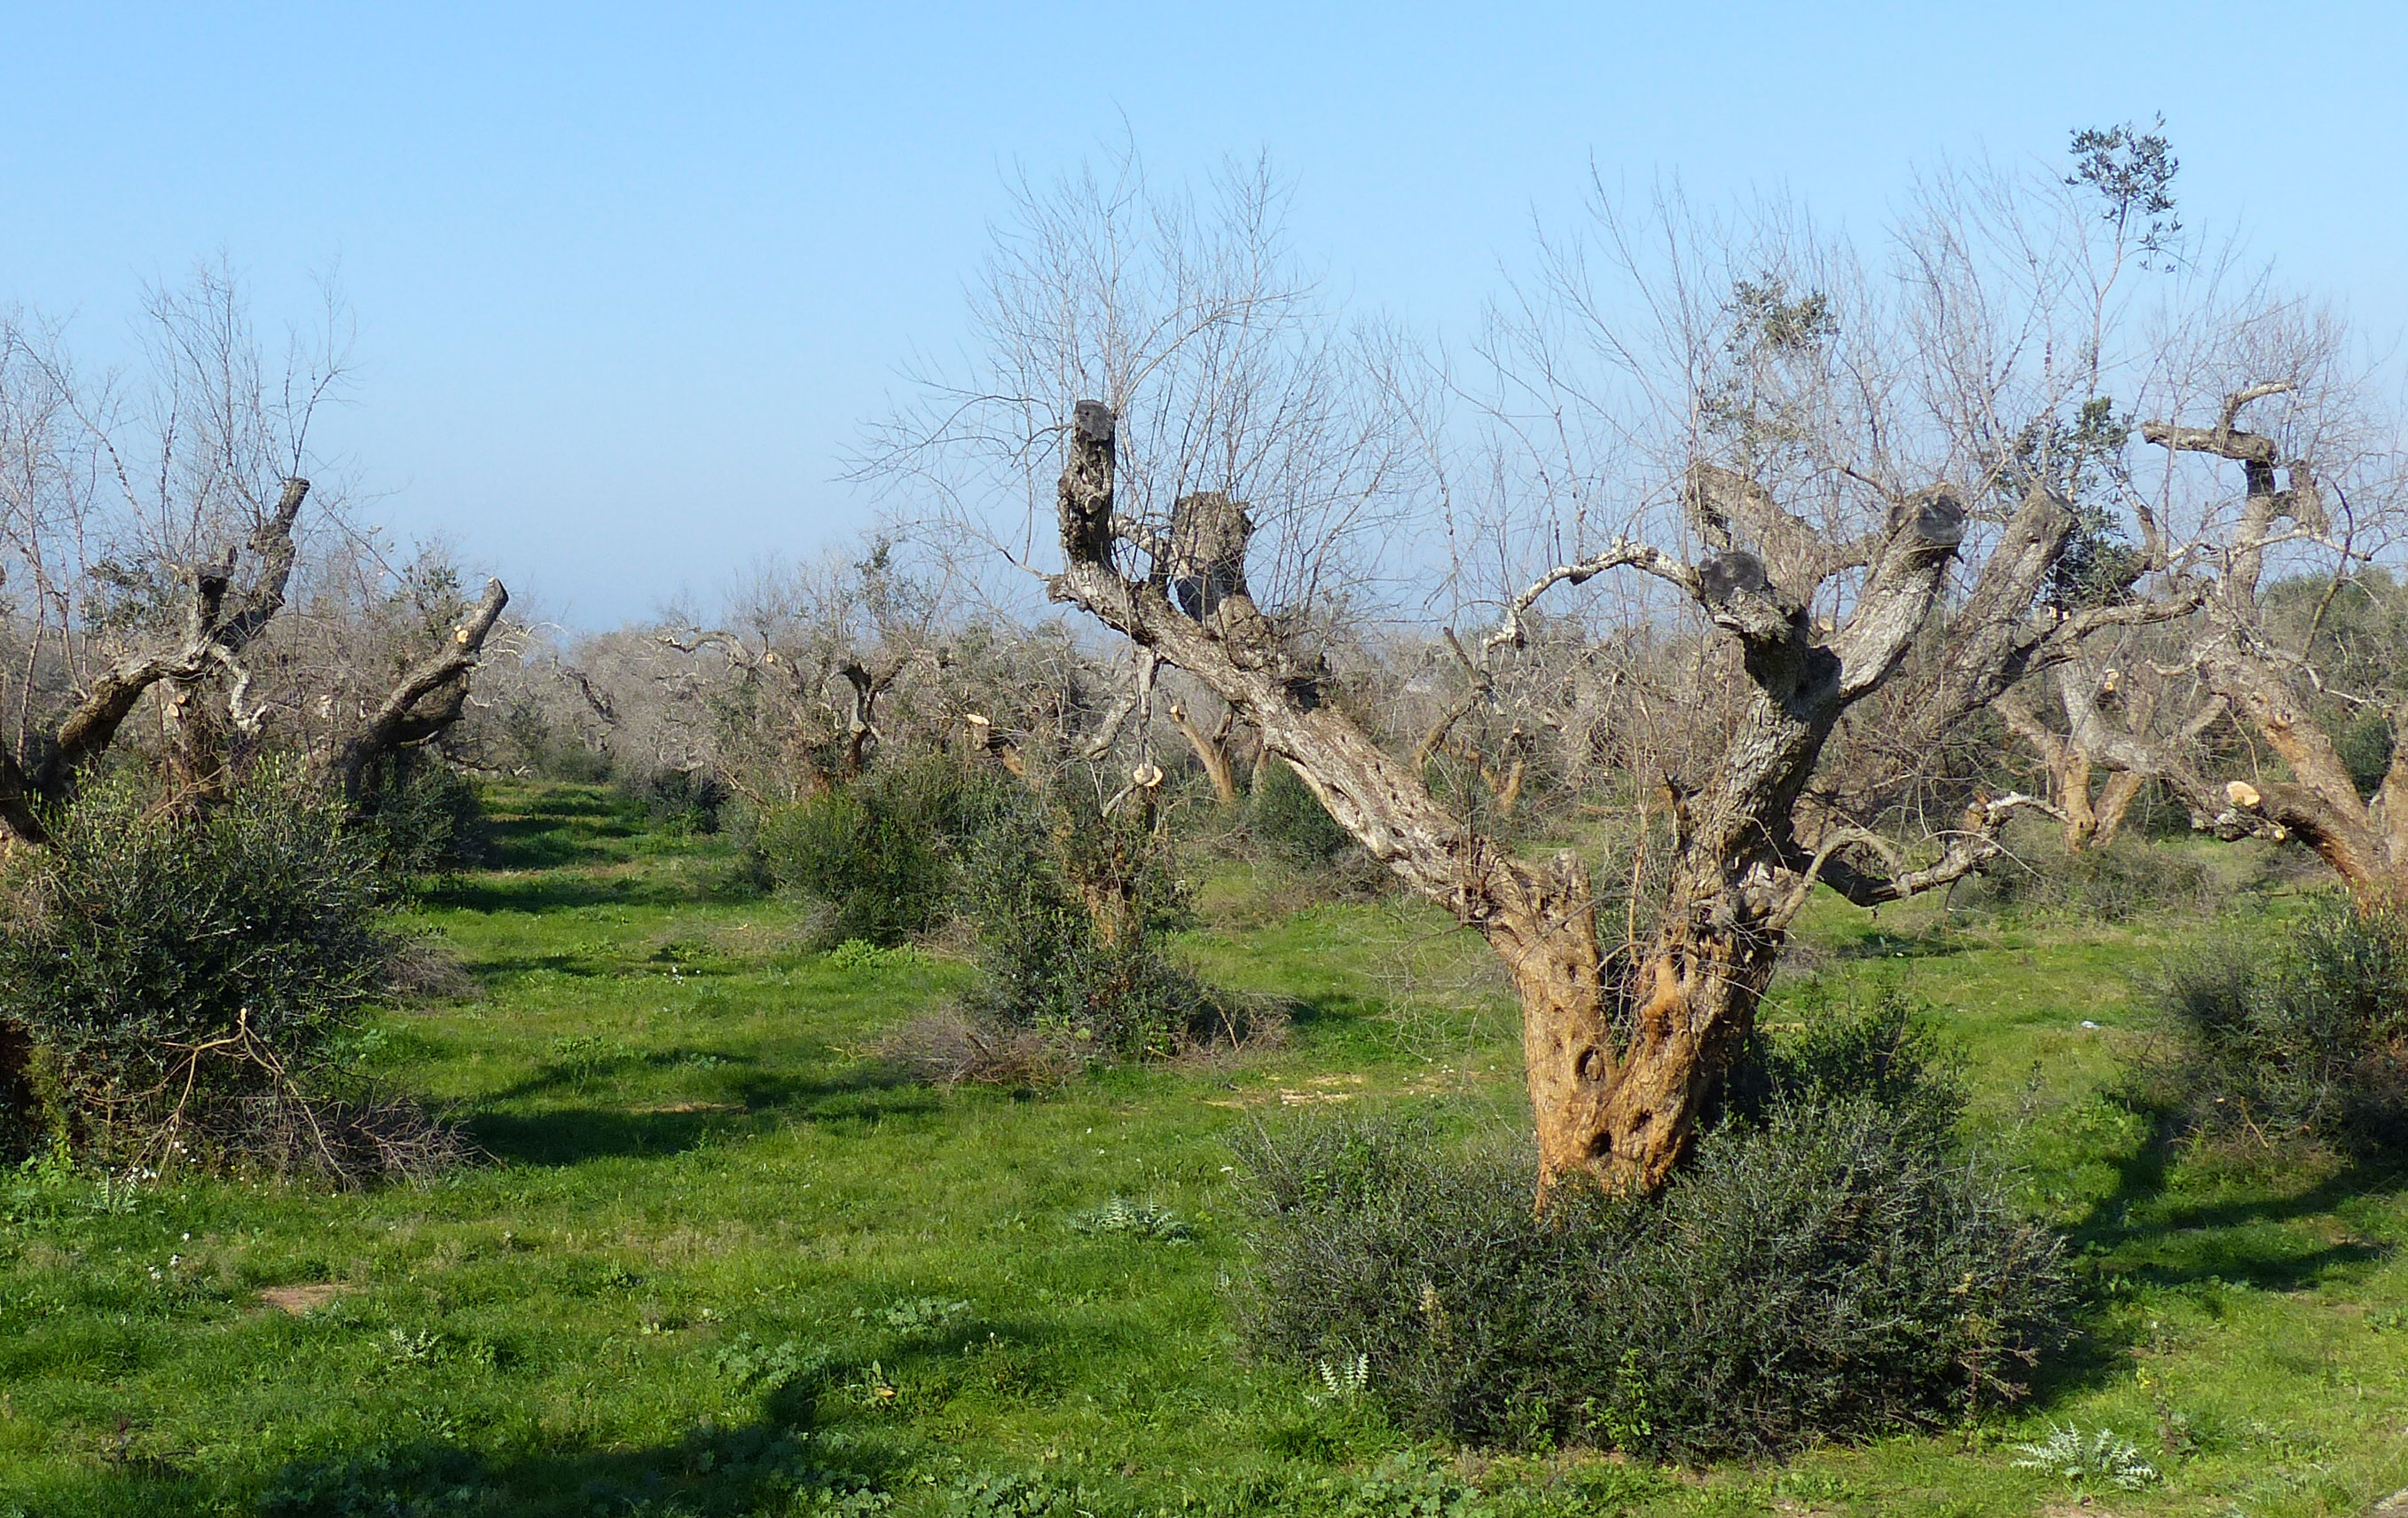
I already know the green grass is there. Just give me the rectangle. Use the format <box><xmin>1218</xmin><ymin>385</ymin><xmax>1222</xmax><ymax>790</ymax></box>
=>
<box><xmin>4</xmin><ymin>782</ymin><xmax>2408</xmax><ymax>1514</ymax></box>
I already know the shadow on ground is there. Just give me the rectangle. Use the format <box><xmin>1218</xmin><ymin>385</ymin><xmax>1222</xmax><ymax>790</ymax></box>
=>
<box><xmin>466</xmin><ymin>1066</ymin><xmax>937</xmax><ymax>1164</ymax></box>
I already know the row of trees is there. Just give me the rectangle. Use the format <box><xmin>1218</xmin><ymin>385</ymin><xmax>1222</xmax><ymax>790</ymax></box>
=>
<box><xmin>53</xmin><ymin>127</ymin><xmax>2381</xmax><ymax>1205</ymax></box>
<box><xmin>842</xmin><ymin>130</ymin><xmax>2405</xmax><ymax>1198</ymax></box>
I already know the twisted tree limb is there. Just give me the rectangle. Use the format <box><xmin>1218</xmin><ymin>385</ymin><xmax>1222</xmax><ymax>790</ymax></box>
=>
<box><xmin>334</xmin><ymin>578</ymin><xmax>510</xmax><ymax>803</ymax></box>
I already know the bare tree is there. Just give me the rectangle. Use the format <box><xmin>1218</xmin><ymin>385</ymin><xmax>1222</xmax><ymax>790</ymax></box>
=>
<box><xmin>2070</xmin><ymin>373</ymin><xmax>2408</xmax><ymax>902</ymax></box>
<box><xmin>0</xmin><ymin>271</ymin><xmax>508</xmax><ymax>838</ymax></box>
<box><xmin>1965</xmin><ymin>124</ymin><xmax>2408</xmax><ymax>897</ymax></box>
<box><xmin>877</xmin><ymin>132</ymin><xmax>2390</xmax><ymax>1197</ymax></box>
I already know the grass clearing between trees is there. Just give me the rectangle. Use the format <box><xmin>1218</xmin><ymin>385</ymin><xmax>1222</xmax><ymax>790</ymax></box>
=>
<box><xmin>3</xmin><ymin>783</ymin><xmax>2406</xmax><ymax>1515</ymax></box>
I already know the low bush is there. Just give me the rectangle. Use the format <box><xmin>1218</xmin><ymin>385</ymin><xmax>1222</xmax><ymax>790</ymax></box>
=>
<box><xmin>753</xmin><ymin>753</ymin><xmax>1012</xmax><ymax>946</ymax></box>
<box><xmin>1721</xmin><ymin>981</ymin><xmax>1968</xmax><ymax>1148</ymax></box>
<box><xmin>1235</xmin><ymin>1002</ymin><xmax>2071</xmax><ymax>1459</ymax></box>
<box><xmin>1247</xmin><ymin>759</ymin><xmax>1356</xmax><ymax>866</ymax></box>
<box><xmin>2129</xmin><ymin>899</ymin><xmax>2408</xmax><ymax>1155</ymax></box>
<box><xmin>871</xmin><ymin>1009</ymin><xmax>1086</xmax><ymax>1089</ymax></box>
<box><xmin>1950</xmin><ymin>826</ymin><xmax>2216</xmax><ymax>921</ymax></box>
<box><xmin>351</xmin><ymin>751</ymin><xmax>490</xmax><ymax>877</ymax></box>
<box><xmin>617</xmin><ymin>764</ymin><xmax>728</xmax><ymax>835</ymax></box>
<box><xmin>0</xmin><ymin>767</ymin><xmax>453</xmax><ymax>1181</ymax></box>
<box><xmin>958</xmin><ymin>787</ymin><xmax>1266</xmax><ymax>1059</ymax></box>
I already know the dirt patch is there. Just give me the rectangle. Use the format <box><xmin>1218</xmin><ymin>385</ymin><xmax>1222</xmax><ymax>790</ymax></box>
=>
<box><xmin>631</xmin><ymin>1101</ymin><xmax>748</xmax><ymax>1114</ymax></box>
<box><xmin>259</xmin><ymin>1283</ymin><xmax>349</xmax><ymax>1315</ymax></box>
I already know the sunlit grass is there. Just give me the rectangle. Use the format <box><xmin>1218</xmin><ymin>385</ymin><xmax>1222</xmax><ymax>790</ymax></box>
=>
<box><xmin>1</xmin><ymin>783</ymin><xmax>2404</xmax><ymax>1514</ymax></box>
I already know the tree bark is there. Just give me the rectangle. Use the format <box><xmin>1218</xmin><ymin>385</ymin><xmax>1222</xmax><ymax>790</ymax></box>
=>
<box><xmin>2141</xmin><ymin>390</ymin><xmax>2408</xmax><ymax>909</ymax></box>
<box><xmin>0</xmin><ymin>478</ymin><xmax>310</xmax><ymax>846</ymax></box>
<box><xmin>2090</xmin><ymin>770</ymin><xmax>2145</xmax><ymax>849</ymax></box>
<box><xmin>335</xmin><ymin>579</ymin><xmax>510</xmax><ymax>805</ymax></box>
<box><xmin>1044</xmin><ymin>404</ymin><xmax>1995</xmax><ymax>1197</ymax></box>
<box><xmin>1168</xmin><ymin>702</ymin><xmax>1243</xmax><ymax>806</ymax></box>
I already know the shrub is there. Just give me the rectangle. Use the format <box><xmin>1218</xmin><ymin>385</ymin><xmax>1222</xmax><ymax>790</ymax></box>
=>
<box><xmin>351</xmin><ymin>751</ymin><xmax>490</xmax><ymax>877</ymax></box>
<box><xmin>1248</xmin><ymin>759</ymin><xmax>1355</xmax><ymax>866</ymax></box>
<box><xmin>1235</xmin><ymin>1006</ymin><xmax>2071</xmax><ymax>1460</ymax></box>
<box><xmin>1950</xmin><ymin>826</ymin><xmax>2215</xmax><ymax>921</ymax></box>
<box><xmin>754</xmin><ymin>753</ymin><xmax>1011</xmax><ymax>946</ymax></box>
<box><xmin>0</xmin><ymin>767</ymin><xmax>451</xmax><ymax>1180</ymax></box>
<box><xmin>870</xmin><ymin>1009</ymin><xmax>1085</xmax><ymax>1089</ymax></box>
<box><xmin>958</xmin><ymin>787</ymin><xmax>1262</xmax><ymax>1058</ymax></box>
<box><xmin>617</xmin><ymin>764</ymin><xmax>728</xmax><ymax>835</ymax></box>
<box><xmin>2130</xmin><ymin>900</ymin><xmax>2408</xmax><ymax>1154</ymax></box>
<box><xmin>1721</xmin><ymin>982</ymin><xmax>1968</xmax><ymax>1148</ymax></box>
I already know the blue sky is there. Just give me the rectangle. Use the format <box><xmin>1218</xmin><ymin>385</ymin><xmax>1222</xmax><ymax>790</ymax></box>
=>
<box><xmin>3</xmin><ymin>3</ymin><xmax>2400</xmax><ymax>625</ymax></box>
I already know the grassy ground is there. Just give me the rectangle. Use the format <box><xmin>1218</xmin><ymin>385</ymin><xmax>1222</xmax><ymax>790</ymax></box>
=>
<box><xmin>2</xmin><ymin>782</ymin><xmax>2405</xmax><ymax>1515</ymax></box>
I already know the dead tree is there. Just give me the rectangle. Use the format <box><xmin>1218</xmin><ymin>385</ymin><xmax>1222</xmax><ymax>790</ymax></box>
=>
<box><xmin>0</xmin><ymin>478</ymin><xmax>315</xmax><ymax>846</ymax></box>
<box><xmin>876</xmin><ymin>143</ymin><xmax>2263</xmax><ymax>1198</ymax></box>
<box><xmin>1049</xmin><ymin>403</ymin><xmax>2077</xmax><ymax>1195</ymax></box>
<box><xmin>333</xmin><ymin>578</ymin><xmax>511</xmax><ymax>804</ymax></box>
<box><xmin>0</xmin><ymin>273</ymin><xmax>519</xmax><ymax>839</ymax></box>
<box><xmin>1994</xmin><ymin>650</ymin><xmax>2225</xmax><ymax>851</ymax></box>
<box><xmin>2108</xmin><ymin>385</ymin><xmax>2408</xmax><ymax>905</ymax></box>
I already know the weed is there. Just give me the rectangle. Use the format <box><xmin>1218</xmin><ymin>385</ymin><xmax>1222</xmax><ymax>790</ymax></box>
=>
<box><xmin>826</xmin><ymin>939</ymin><xmax>927</xmax><ymax>972</ymax></box>
<box><xmin>858</xmin><ymin>1295</ymin><xmax>971</xmax><ymax>1339</ymax></box>
<box><xmin>1069</xmin><ymin>1196</ymin><xmax>1194</xmax><ymax>1242</ymax></box>
<box><xmin>382</xmin><ymin>1327</ymin><xmax>445</xmax><ymax>1365</ymax></box>
<box><xmin>710</xmin><ymin>1333</ymin><xmax>820</xmax><ymax>1393</ymax></box>
<box><xmin>548</xmin><ymin>1033</ymin><xmax>639</xmax><ymax>1082</ymax></box>
<box><xmin>945</xmin><ymin>1469</ymin><xmax>1089</xmax><ymax>1516</ymax></box>
<box><xmin>2011</xmin><ymin>1423</ymin><xmax>2162</xmax><ymax>1491</ymax></box>
<box><xmin>1307</xmin><ymin>1351</ymin><xmax>1370</xmax><ymax>1404</ymax></box>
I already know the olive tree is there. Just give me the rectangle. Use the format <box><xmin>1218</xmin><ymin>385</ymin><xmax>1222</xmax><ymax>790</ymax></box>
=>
<box><xmin>0</xmin><ymin>270</ymin><xmax>507</xmax><ymax>841</ymax></box>
<box><xmin>874</xmin><ymin>149</ymin><xmax>2209</xmax><ymax>1196</ymax></box>
<box><xmin>1973</xmin><ymin>123</ymin><xmax>2408</xmax><ymax>901</ymax></box>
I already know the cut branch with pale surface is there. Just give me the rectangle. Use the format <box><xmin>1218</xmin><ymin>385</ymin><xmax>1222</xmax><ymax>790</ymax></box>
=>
<box><xmin>334</xmin><ymin>578</ymin><xmax>510</xmax><ymax>801</ymax></box>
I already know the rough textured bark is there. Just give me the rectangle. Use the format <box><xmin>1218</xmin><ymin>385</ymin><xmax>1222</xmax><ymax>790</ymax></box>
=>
<box><xmin>0</xmin><ymin>477</ymin><xmax>311</xmax><ymax>845</ymax></box>
<box><xmin>1044</xmin><ymin>405</ymin><xmax>2029</xmax><ymax>1196</ymax></box>
<box><xmin>835</xmin><ymin>657</ymin><xmax>908</xmax><ymax>777</ymax></box>
<box><xmin>2138</xmin><ymin>389</ymin><xmax>2408</xmax><ymax>908</ymax></box>
<box><xmin>335</xmin><ymin>578</ymin><xmax>511</xmax><ymax>804</ymax></box>
<box><xmin>1167</xmin><ymin>701</ymin><xmax>1243</xmax><ymax>806</ymax></box>
<box><xmin>2091</xmin><ymin>770</ymin><xmax>2146</xmax><ymax>849</ymax></box>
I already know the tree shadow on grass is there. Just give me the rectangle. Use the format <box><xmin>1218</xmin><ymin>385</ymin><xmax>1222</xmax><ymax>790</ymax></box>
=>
<box><xmin>2019</xmin><ymin>1118</ymin><xmax>2408</xmax><ymax>1412</ymax></box>
<box><xmin>2066</xmin><ymin>1115</ymin><xmax>2407</xmax><ymax>1285</ymax></box>
<box><xmin>420</xmin><ymin>871</ymin><xmax>697</xmax><ymax>914</ymax></box>
<box><xmin>61</xmin><ymin>1330</ymin><xmax>1076</xmax><ymax>1517</ymax></box>
<box><xmin>246</xmin><ymin>1357</ymin><xmax>905</xmax><ymax>1518</ymax></box>
<box><xmin>12</xmin><ymin>1418</ymin><xmax>897</xmax><ymax>1518</ymax></box>
<box><xmin>466</xmin><ymin>1066</ymin><xmax>938</xmax><ymax>1165</ymax></box>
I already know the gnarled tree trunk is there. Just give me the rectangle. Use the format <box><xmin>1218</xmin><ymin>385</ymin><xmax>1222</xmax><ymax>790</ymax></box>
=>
<box><xmin>2136</xmin><ymin>392</ymin><xmax>2408</xmax><ymax>910</ymax></box>
<box><xmin>335</xmin><ymin>578</ymin><xmax>512</xmax><ymax>806</ymax></box>
<box><xmin>1044</xmin><ymin>402</ymin><xmax>2021</xmax><ymax>1196</ymax></box>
